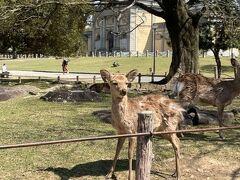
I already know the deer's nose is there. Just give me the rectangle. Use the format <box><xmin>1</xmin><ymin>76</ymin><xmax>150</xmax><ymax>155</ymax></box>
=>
<box><xmin>120</xmin><ymin>89</ymin><xmax>127</xmax><ymax>96</ymax></box>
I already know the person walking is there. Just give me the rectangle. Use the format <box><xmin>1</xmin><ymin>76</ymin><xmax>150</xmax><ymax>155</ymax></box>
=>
<box><xmin>62</xmin><ymin>58</ymin><xmax>69</xmax><ymax>74</ymax></box>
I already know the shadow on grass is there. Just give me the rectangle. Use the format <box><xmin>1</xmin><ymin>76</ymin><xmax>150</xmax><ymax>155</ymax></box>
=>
<box><xmin>44</xmin><ymin>159</ymin><xmax>135</xmax><ymax>180</ymax></box>
<box><xmin>182</xmin><ymin>129</ymin><xmax>240</xmax><ymax>142</ymax></box>
<box><xmin>201</xmin><ymin>65</ymin><xmax>234</xmax><ymax>74</ymax></box>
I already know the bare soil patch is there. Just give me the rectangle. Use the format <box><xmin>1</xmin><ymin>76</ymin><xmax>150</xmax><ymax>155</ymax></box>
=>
<box><xmin>0</xmin><ymin>85</ymin><xmax>40</xmax><ymax>101</ymax></box>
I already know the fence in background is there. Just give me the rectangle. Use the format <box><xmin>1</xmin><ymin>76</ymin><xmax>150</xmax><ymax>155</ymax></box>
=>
<box><xmin>87</xmin><ymin>50</ymin><xmax>172</xmax><ymax>58</ymax></box>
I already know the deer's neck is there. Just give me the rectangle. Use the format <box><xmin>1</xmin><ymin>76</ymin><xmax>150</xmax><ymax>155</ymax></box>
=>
<box><xmin>111</xmin><ymin>96</ymin><xmax>128</xmax><ymax>120</ymax></box>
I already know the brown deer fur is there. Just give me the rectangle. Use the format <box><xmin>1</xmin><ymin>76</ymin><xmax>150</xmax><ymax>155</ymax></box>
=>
<box><xmin>173</xmin><ymin>58</ymin><xmax>240</xmax><ymax>138</ymax></box>
<box><xmin>100</xmin><ymin>69</ymin><xmax>184</xmax><ymax>180</ymax></box>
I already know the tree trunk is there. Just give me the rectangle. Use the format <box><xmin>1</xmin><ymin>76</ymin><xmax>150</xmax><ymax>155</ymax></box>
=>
<box><xmin>213</xmin><ymin>49</ymin><xmax>221</xmax><ymax>78</ymax></box>
<box><xmin>156</xmin><ymin>0</ymin><xmax>200</xmax><ymax>84</ymax></box>
<box><xmin>12</xmin><ymin>46</ymin><xmax>17</xmax><ymax>59</ymax></box>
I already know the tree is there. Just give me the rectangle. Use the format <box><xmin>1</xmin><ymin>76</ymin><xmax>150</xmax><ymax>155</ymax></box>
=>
<box><xmin>199</xmin><ymin>0</ymin><xmax>240</xmax><ymax>78</ymax></box>
<box><xmin>0</xmin><ymin>0</ymin><xmax>205</xmax><ymax>82</ymax></box>
<box><xmin>89</xmin><ymin>0</ymin><xmax>206</xmax><ymax>84</ymax></box>
<box><xmin>0</xmin><ymin>0</ymin><xmax>91</xmax><ymax>57</ymax></box>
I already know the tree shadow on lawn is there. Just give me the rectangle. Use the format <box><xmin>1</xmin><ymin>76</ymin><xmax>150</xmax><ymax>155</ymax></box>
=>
<box><xmin>44</xmin><ymin>159</ymin><xmax>136</xmax><ymax>180</ymax></box>
<box><xmin>201</xmin><ymin>65</ymin><xmax>234</xmax><ymax>75</ymax></box>
<box><xmin>182</xmin><ymin>131</ymin><xmax>240</xmax><ymax>145</ymax></box>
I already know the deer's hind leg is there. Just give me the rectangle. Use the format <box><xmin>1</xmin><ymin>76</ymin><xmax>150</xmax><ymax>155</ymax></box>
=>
<box><xmin>217</xmin><ymin>105</ymin><xmax>225</xmax><ymax>139</ymax></box>
<box><xmin>168</xmin><ymin>134</ymin><xmax>181</xmax><ymax>180</ymax></box>
<box><xmin>106</xmin><ymin>137</ymin><xmax>126</xmax><ymax>179</ymax></box>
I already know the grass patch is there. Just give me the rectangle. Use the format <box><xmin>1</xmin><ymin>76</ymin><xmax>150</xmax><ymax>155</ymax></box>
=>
<box><xmin>1</xmin><ymin>56</ymin><xmax>236</xmax><ymax>78</ymax></box>
<box><xmin>0</xmin><ymin>88</ymin><xmax>239</xmax><ymax>179</ymax></box>
<box><xmin>0</xmin><ymin>56</ymin><xmax>239</xmax><ymax>179</ymax></box>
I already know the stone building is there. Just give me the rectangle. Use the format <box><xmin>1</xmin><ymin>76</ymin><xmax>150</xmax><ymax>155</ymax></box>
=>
<box><xmin>86</xmin><ymin>7</ymin><xmax>171</xmax><ymax>55</ymax></box>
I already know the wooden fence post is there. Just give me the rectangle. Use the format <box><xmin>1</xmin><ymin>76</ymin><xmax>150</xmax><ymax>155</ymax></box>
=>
<box><xmin>136</xmin><ymin>111</ymin><xmax>153</xmax><ymax>180</ymax></box>
<box><xmin>151</xmin><ymin>72</ymin><xmax>154</xmax><ymax>82</ymax></box>
<box><xmin>18</xmin><ymin>76</ymin><xmax>22</xmax><ymax>84</ymax></box>
<box><xmin>57</xmin><ymin>76</ymin><xmax>60</xmax><ymax>82</ymax></box>
<box><xmin>76</xmin><ymin>76</ymin><xmax>79</xmax><ymax>83</ymax></box>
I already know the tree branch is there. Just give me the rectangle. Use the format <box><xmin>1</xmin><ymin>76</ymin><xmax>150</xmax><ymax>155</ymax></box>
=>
<box><xmin>135</xmin><ymin>1</ymin><xmax>165</xmax><ymax>19</ymax></box>
<box><xmin>43</xmin><ymin>3</ymin><xmax>59</xmax><ymax>28</ymax></box>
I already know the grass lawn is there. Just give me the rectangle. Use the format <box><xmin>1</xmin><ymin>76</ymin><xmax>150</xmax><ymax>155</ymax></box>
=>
<box><xmin>0</xmin><ymin>56</ymin><xmax>239</xmax><ymax>179</ymax></box>
<box><xmin>0</xmin><ymin>56</ymin><xmax>236</xmax><ymax>78</ymax></box>
<box><xmin>0</xmin><ymin>89</ymin><xmax>239</xmax><ymax>179</ymax></box>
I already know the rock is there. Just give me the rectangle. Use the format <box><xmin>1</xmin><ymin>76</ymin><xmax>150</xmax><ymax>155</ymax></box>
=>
<box><xmin>185</xmin><ymin>106</ymin><xmax>235</xmax><ymax>125</ymax></box>
<box><xmin>89</xmin><ymin>83</ymin><xmax>110</xmax><ymax>93</ymax></box>
<box><xmin>40</xmin><ymin>90</ymin><xmax>101</xmax><ymax>102</ymax></box>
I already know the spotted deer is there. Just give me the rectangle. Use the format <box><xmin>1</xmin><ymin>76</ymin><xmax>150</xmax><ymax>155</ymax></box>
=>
<box><xmin>100</xmin><ymin>69</ymin><xmax>184</xmax><ymax>180</ymax></box>
<box><xmin>173</xmin><ymin>58</ymin><xmax>240</xmax><ymax>138</ymax></box>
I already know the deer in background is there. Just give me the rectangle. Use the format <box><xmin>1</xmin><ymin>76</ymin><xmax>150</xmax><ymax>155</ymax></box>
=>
<box><xmin>100</xmin><ymin>69</ymin><xmax>184</xmax><ymax>180</ymax></box>
<box><xmin>172</xmin><ymin>58</ymin><xmax>240</xmax><ymax>139</ymax></box>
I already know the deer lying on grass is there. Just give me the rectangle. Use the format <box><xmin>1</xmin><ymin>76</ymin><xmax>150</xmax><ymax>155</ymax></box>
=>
<box><xmin>172</xmin><ymin>58</ymin><xmax>240</xmax><ymax>139</ymax></box>
<box><xmin>100</xmin><ymin>69</ymin><xmax>184</xmax><ymax>180</ymax></box>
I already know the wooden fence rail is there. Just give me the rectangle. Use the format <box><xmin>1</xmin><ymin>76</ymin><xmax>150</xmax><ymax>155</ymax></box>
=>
<box><xmin>0</xmin><ymin>124</ymin><xmax>239</xmax><ymax>150</ymax></box>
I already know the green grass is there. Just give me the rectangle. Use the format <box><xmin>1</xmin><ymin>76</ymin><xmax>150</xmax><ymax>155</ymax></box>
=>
<box><xmin>0</xmin><ymin>92</ymin><xmax>239</xmax><ymax>179</ymax></box>
<box><xmin>0</xmin><ymin>56</ymin><xmax>239</xmax><ymax>179</ymax></box>
<box><xmin>1</xmin><ymin>56</ymin><xmax>236</xmax><ymax>78</ymax></box>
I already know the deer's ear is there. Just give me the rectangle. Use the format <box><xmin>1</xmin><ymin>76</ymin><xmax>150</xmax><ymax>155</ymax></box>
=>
<box><xmin>100</xmin><ymin>69</ymin><xmax>111</xmax><ymax>82</ymax></box>
<box><xmin>231</xmin><ymin>58</ymin><xmax>239</xmax><ymax>67</ymax></box>
<box><xmin>126</xmin><ymin>69</ymin><xmax>138</xmax><ymax>82</ymax></box>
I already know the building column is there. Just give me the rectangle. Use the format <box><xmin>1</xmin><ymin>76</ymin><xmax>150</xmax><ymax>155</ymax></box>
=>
<box><xmin>113</xmin><ymin>17</ymin><xmax>120</xmax><ymax>50</ymax></box>
<box><xmin>100</xmin><ymin>17</ymin><xmax>106</xmax><ymax>50</ymax></box>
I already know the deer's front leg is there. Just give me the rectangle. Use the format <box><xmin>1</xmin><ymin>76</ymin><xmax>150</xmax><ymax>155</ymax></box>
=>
<box><xmin>106</xmin><ymin>137</ymin><xmax>126</xmax><ymax>179</ymax></box>
<box><xmin>128</xmin><ymin>137</ymin><xmax>136</xmax><ymax>180</ymax></box>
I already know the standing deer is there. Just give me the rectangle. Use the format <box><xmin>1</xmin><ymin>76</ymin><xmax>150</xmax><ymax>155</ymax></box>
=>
<box><xmin>172</xmin><ymin>58</ymin><xmax>240</xmax><ymax>138</ymax></box>
<box><xmin>100</xmin><ymin>69</ymin><xmax>184</xmax><ymax>180</ymax></box>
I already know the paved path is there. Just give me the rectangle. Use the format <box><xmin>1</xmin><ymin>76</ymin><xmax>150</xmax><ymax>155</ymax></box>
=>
<box><xmin>8</xmin><ymin>70</ymin><xmax>164</xmax><ymax>83</ymax></box>
<box><xmin>9</xmin><ymin>70</ymin><xmax>101</xmax><ymax>82</ymax></box>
